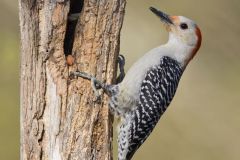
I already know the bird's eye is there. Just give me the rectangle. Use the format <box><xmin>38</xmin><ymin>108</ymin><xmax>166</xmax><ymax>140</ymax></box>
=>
<box><xmin>180</xmin><ymin>23</ymin><xmax>188</xmax><ymax>30</ymax></box>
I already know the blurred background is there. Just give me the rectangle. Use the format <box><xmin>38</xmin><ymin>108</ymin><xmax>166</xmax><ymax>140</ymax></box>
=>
<box><xmin>0</xmin><ymin>0</ymin><xmax>239</xmax><ymax>159</ymax></box>
<box><xmin>0</xmin><ymin>0</ymin><xmax>19</xmax><ymax>160</ymax></box>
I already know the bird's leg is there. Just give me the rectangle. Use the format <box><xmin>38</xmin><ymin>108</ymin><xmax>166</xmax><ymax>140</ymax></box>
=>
<box><xmin>70</xmin><ymin>55</ymin><xmax>125</xmax><ymax>101</ymax></box>
<box><xmin>70</xmin><ymin>71</ymin><xmax>117</xmax><ymax>102</ymax></box>
<box><xmin>116</xmin><ymin>54</ymin><xmax>125</xmax><ymax>84</ymax></box>
<box><xmin>70</xmin><ymin>71</ymin><xmax>106</xmax><ymax>101</ymax></box>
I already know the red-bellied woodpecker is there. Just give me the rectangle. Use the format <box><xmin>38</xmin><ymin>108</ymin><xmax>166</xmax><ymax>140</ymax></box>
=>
<box><xmin>71</xmin><ymin>7</ymin><xmax>202</xmax><ymax>160</ymax></box>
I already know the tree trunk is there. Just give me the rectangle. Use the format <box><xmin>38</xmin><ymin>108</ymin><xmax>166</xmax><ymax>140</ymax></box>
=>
<box><xmin>19</xmin><ymin>0</ymin><xmax>126</xmax><ymax>160</ymax></box>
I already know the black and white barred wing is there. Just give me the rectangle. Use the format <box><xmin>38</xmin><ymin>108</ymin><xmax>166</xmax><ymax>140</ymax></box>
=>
<box><xmin>125</xmin><ymin>57</ymin><xmax>183</xmax><ymax>160</ymax></box>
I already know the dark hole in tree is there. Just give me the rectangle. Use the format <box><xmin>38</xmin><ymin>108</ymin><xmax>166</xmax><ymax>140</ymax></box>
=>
<box><xmin>64</xmin><ymin>0</ymin><xmax>84</xmax><ymax>56</ymax></box>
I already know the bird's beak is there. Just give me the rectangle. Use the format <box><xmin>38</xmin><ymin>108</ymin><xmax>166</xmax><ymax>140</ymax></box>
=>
<box><xmin>150</xmin><ymin>7</ymin><xmax>173</xmax><ymax>25</ymax></box>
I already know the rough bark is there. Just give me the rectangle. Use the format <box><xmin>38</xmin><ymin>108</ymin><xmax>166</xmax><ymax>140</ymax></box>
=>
<box><xmin>19</xmin><ymin>0</ymin><xmax>126</xmax><ymax>160</ymax></box>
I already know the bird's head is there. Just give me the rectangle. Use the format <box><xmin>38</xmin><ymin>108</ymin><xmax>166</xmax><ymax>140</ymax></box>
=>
<box><xmin>150</xmin><ymin>7</ymin><xmax>202</xmax><ymax>65</ymax></box>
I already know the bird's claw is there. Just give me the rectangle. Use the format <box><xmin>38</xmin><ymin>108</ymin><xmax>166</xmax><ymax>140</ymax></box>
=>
<box><xmin>116</xmin><ymin>54</ymin><xmax>126</xmax><ymax>84</ymax></box>
<box><xmin>93</xmin><ymin>95</ymin><xmax>101</xmax><ymax>103</ymax></box>
<box><xmin>91</xmin><ymin>77</ymin><xmax>102</xmax><ymax>103</ymax></box>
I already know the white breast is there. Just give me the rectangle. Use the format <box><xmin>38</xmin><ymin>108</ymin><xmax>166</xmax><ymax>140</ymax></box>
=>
<box><xmin>118</xmin><ymin>45</ymin><xmax>172</xmax><ymax>109</ymax></box>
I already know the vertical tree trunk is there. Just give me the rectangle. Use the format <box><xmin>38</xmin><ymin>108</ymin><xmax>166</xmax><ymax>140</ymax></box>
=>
<box><xmin>19</xmin><ymin>0</ymin><xmax>126</xmax><ymax>159</ymax></box>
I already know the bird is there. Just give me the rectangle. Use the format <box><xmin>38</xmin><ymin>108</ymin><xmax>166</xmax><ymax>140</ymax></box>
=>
<box><xmin>71</xmin><ymin>6</ymin><xmax>202</xmax><ymax>160</ymax></box>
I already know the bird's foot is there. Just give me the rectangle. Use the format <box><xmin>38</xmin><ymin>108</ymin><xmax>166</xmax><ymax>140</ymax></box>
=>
<box><xmin>116</xmin><ymin>54</ymin><xmax>126</xmax><ymax>84</ymax></box>
<box><xmin>70</xmin><ymin>71</ymin><xmax>103</xmax><ymax>102</ymax></box>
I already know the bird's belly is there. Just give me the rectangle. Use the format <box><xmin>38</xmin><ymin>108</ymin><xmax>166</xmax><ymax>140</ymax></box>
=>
<box><xmin>118</xmin><ymin>55</ymin><xmax>164</xmax><ymax>110</ymax></box>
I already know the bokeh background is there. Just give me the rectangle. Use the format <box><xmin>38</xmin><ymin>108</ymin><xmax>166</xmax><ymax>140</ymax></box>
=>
<box><xmin>0</xmin><ymin>0</ymin><xmax>19</xmax><ymax>160</ymax></box>
<box><xmin>0</xmin><ymin>0</ymin><xmax>240</xmax><ymax>159</ymax></box>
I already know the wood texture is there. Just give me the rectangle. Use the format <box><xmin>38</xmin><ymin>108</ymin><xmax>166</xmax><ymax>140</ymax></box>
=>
<box><xmin>19</xmin><ymin>0</ymin><xmax>126</xmax><ymax>159</ymax></box>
